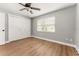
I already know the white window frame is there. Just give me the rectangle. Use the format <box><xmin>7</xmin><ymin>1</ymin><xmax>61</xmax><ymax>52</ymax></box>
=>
<box><xmin>37</xmin><ymin>16</ymin><xmax>55</xmax><ymax>32</ymax></box>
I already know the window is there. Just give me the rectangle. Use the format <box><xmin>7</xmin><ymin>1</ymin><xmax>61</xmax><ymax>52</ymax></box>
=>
<box><xmin>37</xmin><ymin>16</ymin><xmax>55</xmax><ymax>32</ymax></box>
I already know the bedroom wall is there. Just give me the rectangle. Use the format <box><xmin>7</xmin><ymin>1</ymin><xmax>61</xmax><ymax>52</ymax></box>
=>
<box><xmin>75</xmin><ymin>4</ymin><xmax>79</xmax><ymax>52</ymax></box>
<box><xmin>31</xmin><ymin>5</ymin><xmax>76</xmax><ymax>44</ymax></box>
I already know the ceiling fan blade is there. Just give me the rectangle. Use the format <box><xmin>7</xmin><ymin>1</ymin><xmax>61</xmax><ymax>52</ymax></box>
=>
<box><xmin>30</xmin><ymin>7</ymin><xmax>40</xmax><ymax>11</ymax></box>
<box><xmin>19</xmin><ymin>8</ymin><xmax>26</xmax><ymax>11</ymax></box>
<box><xmin>30</xmin><ymin>10</ymin><xmax>33</xmax><ymax>14</ymax></box>
<box><xmin>19</xmin><ymin>3</ymin><xmax>25</xmax><ymax>7</ymax></box>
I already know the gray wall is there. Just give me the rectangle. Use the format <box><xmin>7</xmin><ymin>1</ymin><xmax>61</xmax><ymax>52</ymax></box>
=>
<box><xmin>75</xmin><ymin>4</ymin><xmax>79</xmax><ymax>49</ymax></box>
<box><xmin>31</xmin><ymin>5</ymin><xmax>76</xmax><ymax>44</ymax></box>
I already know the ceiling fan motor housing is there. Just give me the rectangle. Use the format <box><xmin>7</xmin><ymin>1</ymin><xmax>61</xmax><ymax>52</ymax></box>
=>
<box><xmin>25</xmin><ymin>3</ymin><xmax>31</xmax><ymax>7</ymax></box>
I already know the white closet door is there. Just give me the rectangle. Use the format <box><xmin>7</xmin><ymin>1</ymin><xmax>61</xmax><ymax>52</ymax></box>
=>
<box><xmin>0</xmin><ymin>12</ymin><xmax>5</xmax><ymax>45</ymax></box>
<box><xmin>8</xmin><ymin>14</ymin><xmax>31</xmax><ymax>41</ymax></box>
<box><xmin>8</xmin><ymin>14</ymin><xmax>15</xmax><ymax>41</ymax></box>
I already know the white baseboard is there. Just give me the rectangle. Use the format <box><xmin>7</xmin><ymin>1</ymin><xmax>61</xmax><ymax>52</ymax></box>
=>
<box><xmin>74</xmin><ymin>46</ymin><xmax>79</xmax><ymax>54</ymax></box>
<box><xmin>1</xmin><ymin>36</ymin><xmax>31</xmax><ymax>45</ymax></box>
<box><xmin>32</xmin><ymin>36</ymin><xmax>79</xmax><ymax>54</ymax></box>
<box><xmin>1</xmin><ymin>36</ymin><xmax>79</xmax><ymax>54</ymax></box>
<box><xmin>32</xmin><ymin>36</ymin><xmax>75</xmax><ymax>48</ymax></box>
<box><xmin>0</xmin><ymin>42</ymin><xmax>6</xmax><ymax>45</ymax></box>
<box><xmin>5</xmin><ymin>40</ymin><xmax>13</xmax><ymax>44</ymax></box>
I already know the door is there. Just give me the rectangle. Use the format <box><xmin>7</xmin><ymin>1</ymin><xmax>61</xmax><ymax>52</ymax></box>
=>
<box><xmin>0</xmin><ymin>12</ymin><xmax>5</xmax><ymax>45</ymax></box>
<box><xmin>8</xmin><ymin>14</ymin><xmax>31</xmax><ymax>42</ymax></box>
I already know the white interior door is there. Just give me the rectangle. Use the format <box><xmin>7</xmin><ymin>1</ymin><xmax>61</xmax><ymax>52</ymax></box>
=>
<box><xmin>0</xmin><ymin>12</ymin><xmax>5</xmax><ymax>45</ymax></box>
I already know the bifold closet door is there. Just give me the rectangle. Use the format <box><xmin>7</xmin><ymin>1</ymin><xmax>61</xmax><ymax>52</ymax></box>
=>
<box><xmin>8</xmin><ymin>14</ymin><xmax>31</xmax><ymax>41</ymax></box>
<box><xmin>0</xmin><ymin>12</ymin><xmax>5</xmax><ymax>44</ymax></box>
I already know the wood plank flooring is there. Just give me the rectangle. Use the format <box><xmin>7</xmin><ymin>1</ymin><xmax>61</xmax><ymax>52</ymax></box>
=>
<box><xmin>0</xmin><ymin>37</ymin><xmax>78</xmax><ymax>56</ymax></box>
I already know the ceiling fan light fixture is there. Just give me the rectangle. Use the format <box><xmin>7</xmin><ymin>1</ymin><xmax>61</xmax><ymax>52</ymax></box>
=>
<box><xmin>19</xmin><ymin>3</ymin><xmax>40</xmax><ymax>14</ymax></box>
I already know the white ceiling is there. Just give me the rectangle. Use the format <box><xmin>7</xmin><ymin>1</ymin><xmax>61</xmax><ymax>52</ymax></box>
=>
<box><xmin>0</xmin><ymin>3</ymin><xmax>75</xmax><ymax>18</ymax></box>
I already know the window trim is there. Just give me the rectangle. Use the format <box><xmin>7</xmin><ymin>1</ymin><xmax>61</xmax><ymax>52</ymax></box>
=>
<box><xmin>37</xmin><ymin>16</ymin><xmax>55</xmax><ymax>32</ymax></box>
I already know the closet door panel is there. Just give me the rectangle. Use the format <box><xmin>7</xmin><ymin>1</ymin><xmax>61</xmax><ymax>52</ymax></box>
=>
<box><xmin>8</xmin><ymin>14</ymin><xmax>31</xmax><ymax>41</ymax></box>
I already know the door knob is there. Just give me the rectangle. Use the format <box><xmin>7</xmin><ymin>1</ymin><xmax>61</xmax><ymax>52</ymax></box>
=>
<box><xmin>2</xmin><ymin>29</ymin><xmax>5</xmax><ymax>31</ymax></box>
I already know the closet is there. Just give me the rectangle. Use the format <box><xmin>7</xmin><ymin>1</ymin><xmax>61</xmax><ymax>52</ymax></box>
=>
<box><xmin>8</xmin><ymin>14</ymin><xmax>31</xmax><ymax>42</ymax></box>
<box><xmin>0</xmin><ymin>12</ymin><xmax>31</xmax><ymax>45</ymax></box>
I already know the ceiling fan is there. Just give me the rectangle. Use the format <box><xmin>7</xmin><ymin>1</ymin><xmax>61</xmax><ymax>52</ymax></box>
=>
<box><xmin>19</xmin><ymin>3</ymin><xmax>41</xmax><ymax>14</ymax></box>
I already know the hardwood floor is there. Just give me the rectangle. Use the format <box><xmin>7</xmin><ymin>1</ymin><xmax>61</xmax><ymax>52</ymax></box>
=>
<box><xmin>0</xmin><ymin>37</ymin><xmax>78</xmax><ymax>56</ymax></box>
